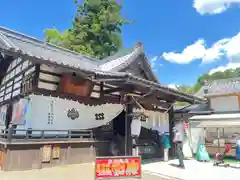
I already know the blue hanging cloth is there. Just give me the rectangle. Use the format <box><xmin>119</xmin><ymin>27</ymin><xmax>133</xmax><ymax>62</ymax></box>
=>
<box><xmin>196</xmin><ymin>136</ymin><xmax>210</xmax><ymax>161</ymax></box>
<box><xmin>161</xmin><ymin>133</ymin><xmax>171</xmax><ymax>149</ymax></box>
<box><xmin>236</xmin><ymin>140</ymin><xmax>240</xmax><ymax>159</ymax></box>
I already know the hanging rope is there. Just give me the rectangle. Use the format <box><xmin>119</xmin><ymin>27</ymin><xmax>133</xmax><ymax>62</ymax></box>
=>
<box><xmin>123</xmin><ymin>93</ymin><xmax>174</xmax><ymax>115</ymax></box>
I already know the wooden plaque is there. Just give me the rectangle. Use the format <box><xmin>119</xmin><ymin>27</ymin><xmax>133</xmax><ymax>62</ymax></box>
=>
<box><xmin>0</xmin><ymin>151</ymin><xmax>4</xmax><ymax>170</ymax></box>
<box><xmin>42</xmin><ymin>145</ymin><xmax>52</xmax><ymax>162</ymax></box>
<box><xmin>52</xmin><ymin>145</ymin><xmax>60</xmax><ymax>159</ymax></box>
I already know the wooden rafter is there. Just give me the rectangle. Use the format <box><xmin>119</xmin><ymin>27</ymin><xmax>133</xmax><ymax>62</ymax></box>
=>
<box><xmin>103</xmin><ymin>87</ymin><xmax>123</xmax><ymax>94</ymax></box>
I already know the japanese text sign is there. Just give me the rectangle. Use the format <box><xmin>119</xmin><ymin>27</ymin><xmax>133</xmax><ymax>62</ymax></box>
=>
<box><xmin>95</xmin><ymin>156</ymin><xmax>141</xmax><ymax>179</ymax></box>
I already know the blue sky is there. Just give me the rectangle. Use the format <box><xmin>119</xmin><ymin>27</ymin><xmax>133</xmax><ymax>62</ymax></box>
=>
<box><xmin>1</xmin><ymin>0</ymin><xmax>240</xmax><ymax>86</ymax></box>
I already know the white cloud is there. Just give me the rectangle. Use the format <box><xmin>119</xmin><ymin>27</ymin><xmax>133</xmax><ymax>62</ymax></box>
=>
<box><xmin>150</xmin><ymin>56</ymin><xmax>158</xmax><ymax>69</ymax></box>
<box><xmin>162</xmin><ymin>32</ymin><xmax>240</xmax><ymax>64</ymax></box>
<box><xmin>149</xmin><ymin>56</ymin><xmax>162</xmax><ymax>72</ymax></box>
<box><xmin>209</xmin><ymin>62</ymin><xmax>240</xmax><ymax>74</ymax></box>
<box><xmin>162</xmin><ymin>40</ymin><xmax>207</xmax><ymax>64</ymax></box>
<box><xmin>168</xmin><ymin>84</ymin><xmax>179</xmax><ymax>90</ymax></box>
<box><xmin>193</xmin><ymin>0</ymin><xmax>240</xmax><ymax>15</ymax></box>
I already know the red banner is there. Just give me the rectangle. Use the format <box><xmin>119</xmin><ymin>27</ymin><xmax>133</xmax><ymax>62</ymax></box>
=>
<box><xmin>95</xmin><ymin>156</ymin><xmax>141</xmax><ymax>179</ymax></box>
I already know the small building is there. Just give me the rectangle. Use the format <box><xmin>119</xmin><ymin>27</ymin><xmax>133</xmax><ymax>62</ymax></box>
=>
<box><xmin>184</xmin><ymin>78</ymin><xmax>240</xmax><ymax>155</ymax></box>
<box><xmin>0</xmin><ymin>27</ymin><xmax>205</xmax><ymax>171</ymax></box>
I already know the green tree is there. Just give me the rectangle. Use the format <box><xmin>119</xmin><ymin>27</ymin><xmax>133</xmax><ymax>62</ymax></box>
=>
<box><xmin>44</xmin><ymin>28</ymin><xmax>72</xmax><ymax>47</ymax></box>
<box><xmin>45</xmin><ymin>0</ymin><xmax>133</xmax><ymax>59</ymax></box>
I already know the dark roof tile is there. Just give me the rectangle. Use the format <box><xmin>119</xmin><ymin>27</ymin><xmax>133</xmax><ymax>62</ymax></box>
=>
<box><xmin>195</xmin><ymin>77</ymin><xmax>240</xmax><ymax>97</ymax></box>
<box><xmin>0</xmin><ymin>26</ymin><xmax>205</xmax><ymax>104</ymax></box>
<box><xmin>0</xmin><ymin>26</ymin><xmax>98</xmax><ymax>71</ymax></box>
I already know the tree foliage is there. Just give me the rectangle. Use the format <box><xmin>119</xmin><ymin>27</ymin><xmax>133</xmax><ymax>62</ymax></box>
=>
<box><xmin>44</xmin><ymin>0</ymin><xmax>133</xmax><ymax>59</ymax></box>
<box><xmin>44</xmin><ymin>28</ymin><xmax>72</xmax><ymax>47</ymax></box>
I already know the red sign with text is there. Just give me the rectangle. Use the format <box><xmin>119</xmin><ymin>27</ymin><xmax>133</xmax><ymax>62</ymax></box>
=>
<box><xmin>95</xmin><ymin>156</ymin><xmax>141</xmax><ymax>179</ymax></box>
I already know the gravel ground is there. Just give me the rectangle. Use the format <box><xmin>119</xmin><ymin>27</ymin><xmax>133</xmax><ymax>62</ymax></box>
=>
<box><xmin>0</xmin><ymin>163</ymin><xmax>168</xmax><ymax>180</ymax></box>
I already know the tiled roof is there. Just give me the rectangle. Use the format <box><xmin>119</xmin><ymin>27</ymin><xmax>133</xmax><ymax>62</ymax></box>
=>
<box><xmin>0</xmin><ymin>26</ymin><xmax>206</xmax><ymax>104</ymax></box>
<box><xmin>0</xmin><ymin>27</ymin><xmax>144</xmax><ymax>73</ymax></box>
<box><xmin>0</xmin><ymin>27</ymin><xmax>99</xmax><ymax>71</ymax></box>
<box><xmin>174</xmin><ymin>103</ymin><xmax>212</xmax><ymax>114</ymax></box>
<box><xmin>195</xmin><ymin>77</ymin><xmax>240</xmax><ymax>97</ymax></box>
<box><xmin>99</xmin><ymin>42</ymin><xmax>145</xmax><ymax>72</ymax></box>
<box><xmin>99</xmin><ymin>50</ymin><xmax>137</xmax><ymax>71</ymax></box>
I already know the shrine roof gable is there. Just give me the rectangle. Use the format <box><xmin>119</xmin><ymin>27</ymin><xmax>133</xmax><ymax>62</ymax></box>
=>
<box><xmin>98</xmin><ymin>42</ymin><xmax>159</xmax><ymax>82</ymax></box>
<box><xmin>0</xmin><ymin>26</ymin><xmax>206</xmax><ymax>104</ymax></box>
<box><xmin>0</xmin><ymin>26</ymin><xmax>158</xmax><ymax>82</ymax></box>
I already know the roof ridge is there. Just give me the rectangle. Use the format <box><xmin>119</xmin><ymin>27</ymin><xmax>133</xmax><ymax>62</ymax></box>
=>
<box><xmin>0</xmin><ymin>26</ymin><xmax>97</xmax><ymax>62</ymax></box>
<box><xmin>101</xmin><ymin>42</ymin><xmax>143</xmax><ymax>62</ymax></box>
<box><xmin>212</xmin><ymin>77</ymin><xmax>240</xmax><ymax>83</ymax></box>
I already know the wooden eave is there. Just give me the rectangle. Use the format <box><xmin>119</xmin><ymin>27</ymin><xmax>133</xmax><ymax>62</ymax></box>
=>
<box><xmin>0</xmin><ymin>46</ymin><xmax>206</xmax><ymax>105</ymax></box>
<box><xmin>0</xmin><ymin>27</ymin><xmax>206</xmax><ymax>106</ymax></box>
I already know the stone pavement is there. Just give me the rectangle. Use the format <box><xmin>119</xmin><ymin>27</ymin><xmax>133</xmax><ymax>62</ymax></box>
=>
<box><xmin>0</xmin><ymin>163</ymin><xmax>168</xmax><ymax>180</ymax></box>
<box><xmin>143</xmin><ymin>159</ymin><xmax>240</xmax><ymax>180</ymax></box>
<box><xmin>3</xmin><ymin>159</ymin><xmax>238</xmax><ymax>180</ymax></box>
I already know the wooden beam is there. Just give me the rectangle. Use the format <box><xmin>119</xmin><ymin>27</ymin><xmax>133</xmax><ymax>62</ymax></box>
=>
<box><xmin>100</xmin><ymin>82</ymin><xmax>104</xmax><ymax>99</ymax></box>
<box><xmin>132</xmin><ymin>98</ymin><xmax>171</xmax><ymax>109</ymax></box>
<box><xmin>33</xmin><ymin>64</ymin><xmax>40</xmax><ymax>90</ymax></box>
<box><xmin>0</xmin><ymin>56</ymin><xmax>14</xmax><ymax>85</ymax></box>
<box><xmin>0</xmin><ymin>63</ymin><xmax>35</xmax><ymax>90</ymax></box>
<box><xmin>103</xmin><ymin>87</ymin><xmax>123</xmax><ymax>94</ymax></box>
<box><xmin>39</xmin><ymin>69</ymin><xmax>62</xmax><ymax>78</ymax></box>
<box><xmin>34</xmin><ymin>88</ymin><xmax>121</xmax><ymax>105</ymax></box>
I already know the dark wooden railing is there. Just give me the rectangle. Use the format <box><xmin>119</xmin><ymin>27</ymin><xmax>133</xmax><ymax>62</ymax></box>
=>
<box><xmin>0</xmin><ymin>128</ymin><xmax>94</xmax><ymax>142</ymax></box>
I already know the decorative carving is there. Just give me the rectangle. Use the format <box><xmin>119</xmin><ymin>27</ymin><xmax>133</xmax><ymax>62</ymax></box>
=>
<box><xmin>95</xmin><ymin>113</ymin><xmax>104</xmax><ymax>120</ymax></box>
<box><xmin>67</xmin><ymin>108</ymin><xmax>79</xmax><ymax>120</ymax></box>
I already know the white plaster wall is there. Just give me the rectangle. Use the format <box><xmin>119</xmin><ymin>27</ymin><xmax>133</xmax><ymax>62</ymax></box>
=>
<box><xmin>133</xmin><ymin>108</ymin><xmax>169</xmax><ymax>133</ymax></box>
<box><xmin>19</xmin><ymin>95</ymin><xmax>123</xmax><ymax>134</ymax></box>
<box><xmin>189</xmin><ymin>121</ymin><xmax>204</xmax><ymax>153</ymax></box>
<box><xmin>210</xmin><ymin>96</ymin><xmax>239</xmax><ymax>112</ymax></box>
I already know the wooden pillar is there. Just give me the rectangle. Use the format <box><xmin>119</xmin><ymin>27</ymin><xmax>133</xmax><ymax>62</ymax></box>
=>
<box><xmin>125</xmin><ymin>98</ymin><xmax>133</xmax><ymax>156</ymax></box>
<box><xmin>168</xmin><ymin>106</ymin><xmax>175</xmax><ymax>158</ymax></box>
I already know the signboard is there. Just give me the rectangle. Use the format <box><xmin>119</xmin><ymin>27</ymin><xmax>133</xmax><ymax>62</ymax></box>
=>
<box><xmin>95</xmin><ymin>156</ymin><xmax>141</xmax><ymax>179</ymax></box>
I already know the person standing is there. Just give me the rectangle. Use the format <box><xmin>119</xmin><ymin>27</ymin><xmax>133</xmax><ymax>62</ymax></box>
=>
<box><xmin>161</xmin><ymin>132</ymin><xmax>171</xmax><ymax>162</ymax></box>
<box><xmin>182</xmin><ymin>121</ymin><xmax>193</xmax><ymax>159</ymax></box>
<box><xmin>196</xmin><ymin>128</ymin><xmax>210</xmax><ymax>162</ymax></box>
<box><xmin>173</xmin><ymin>120</ymin><xmax>185</xmax><ymax>169</ymax></box>
<box><xmin>236</xmin><ymin>138</ymin><xmax>240</xmax><ymax>160</ymax></box>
